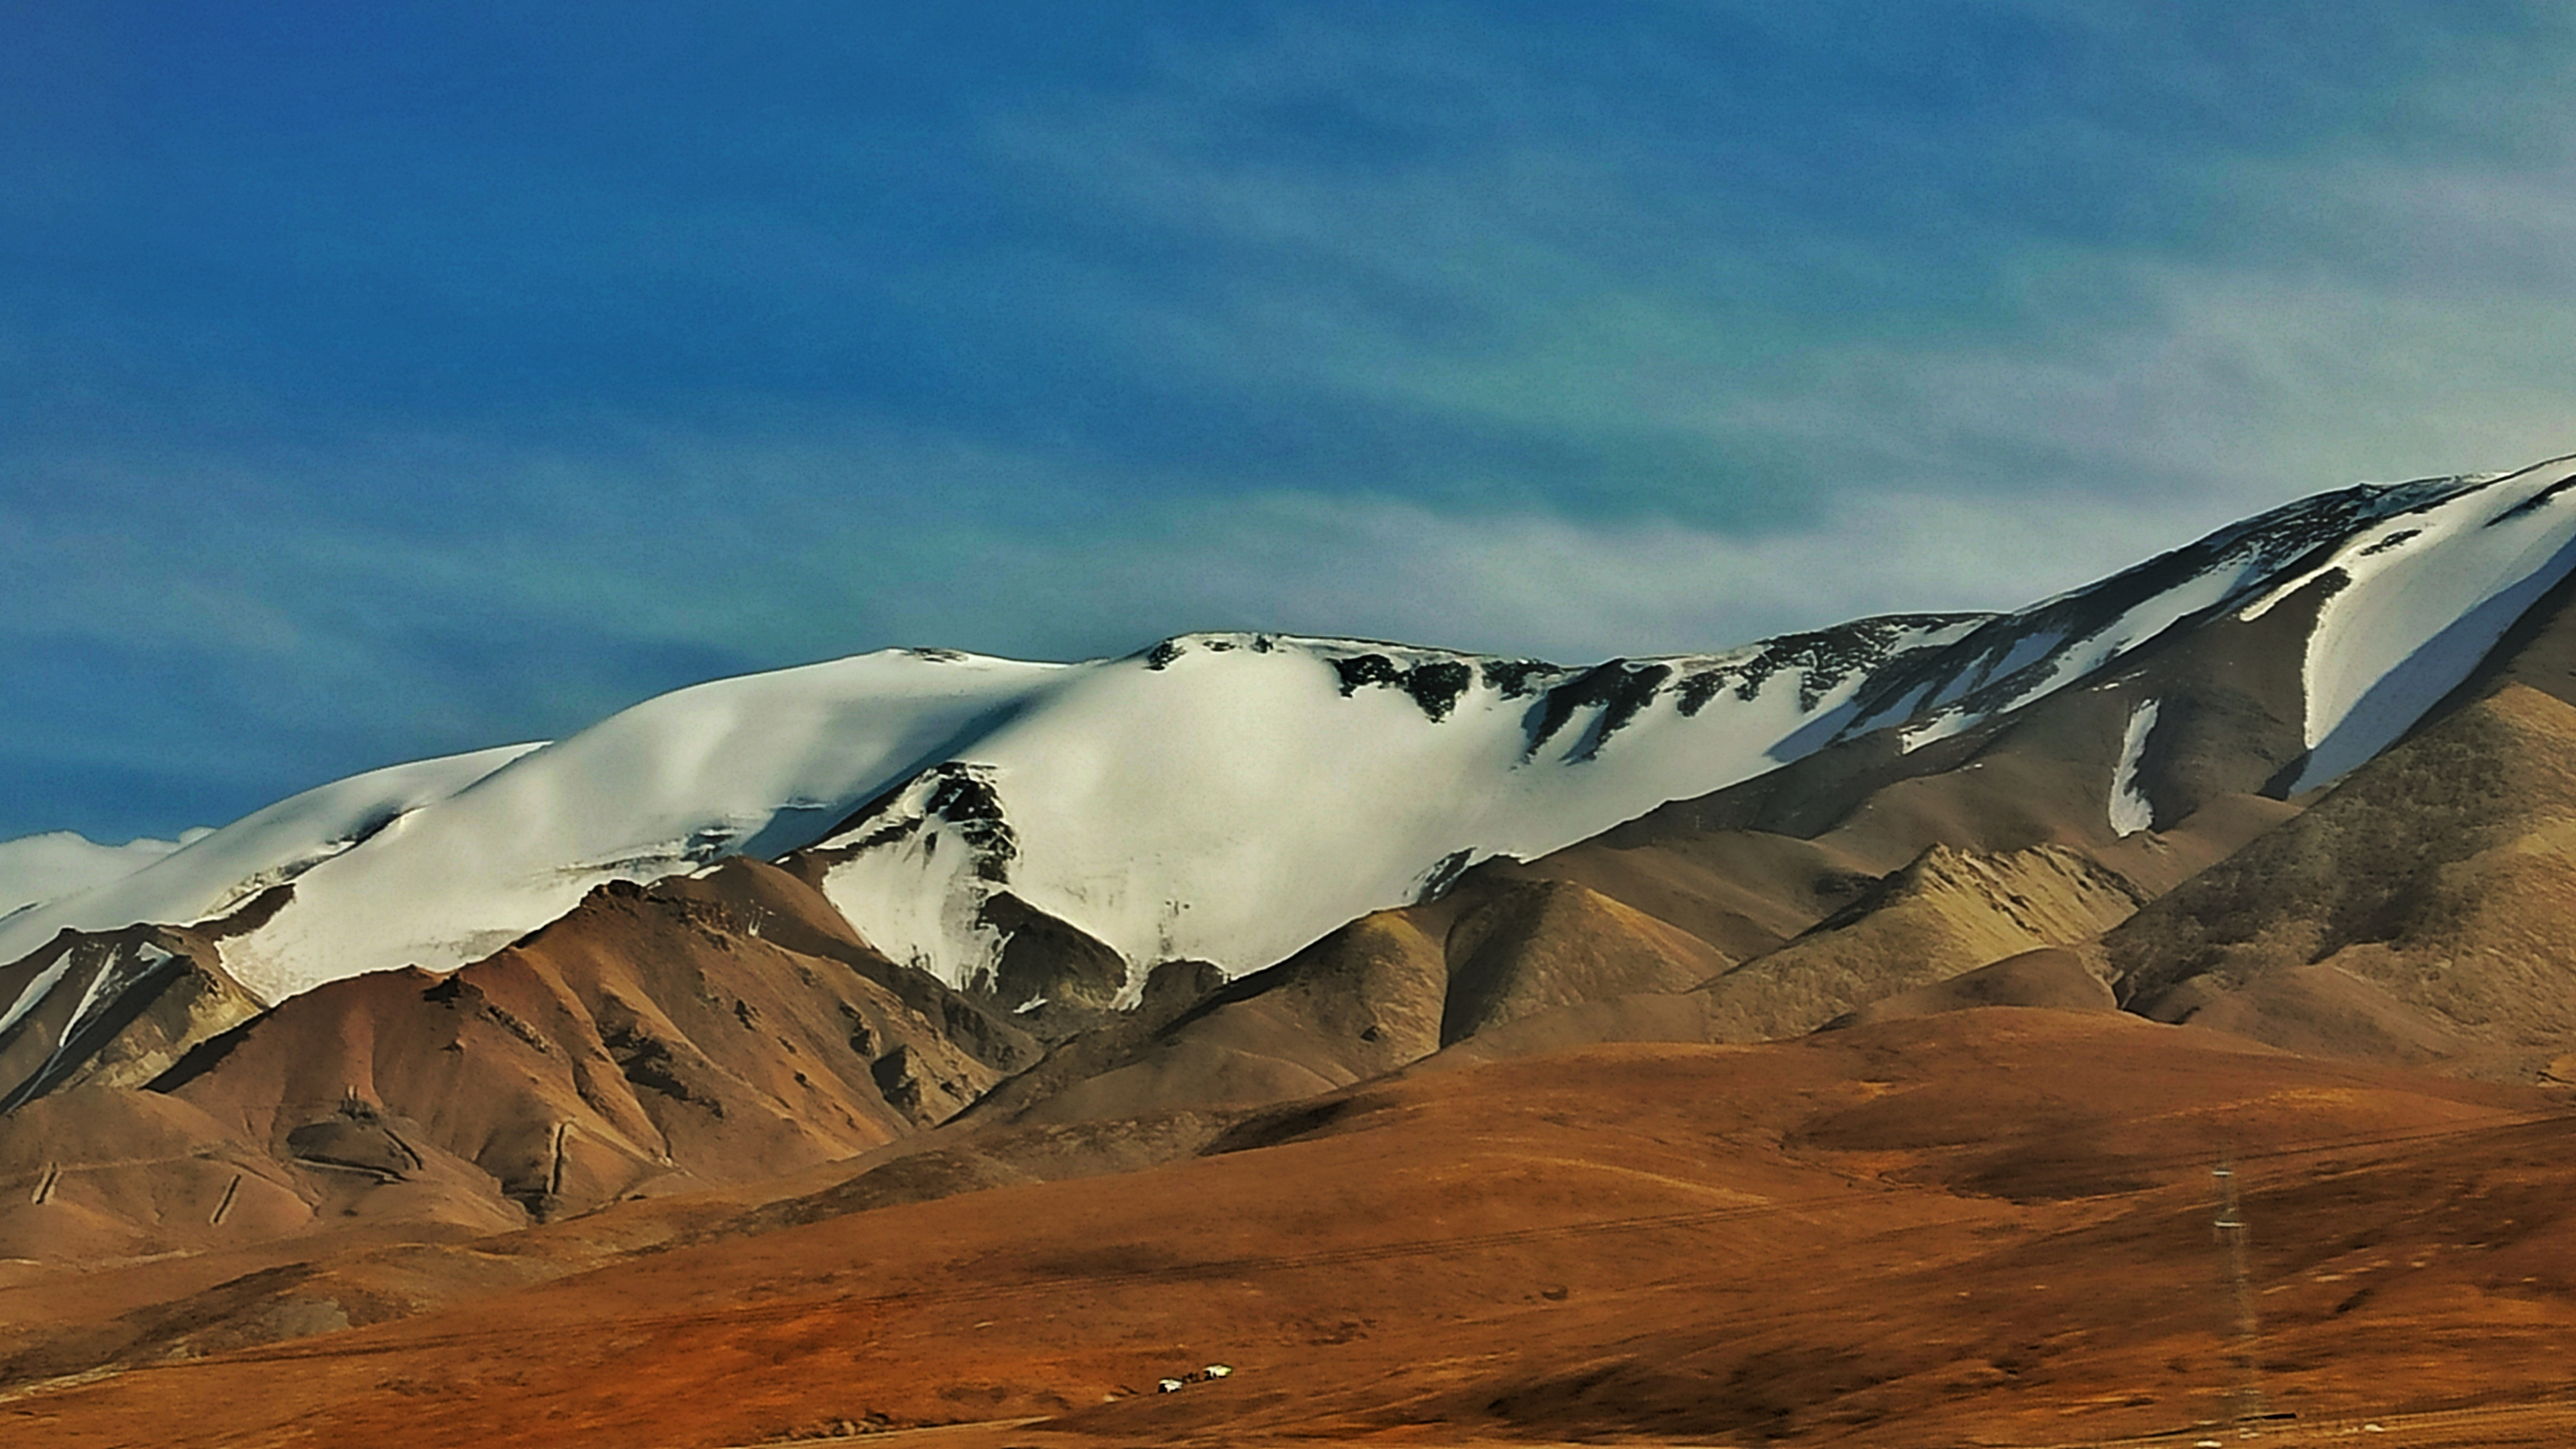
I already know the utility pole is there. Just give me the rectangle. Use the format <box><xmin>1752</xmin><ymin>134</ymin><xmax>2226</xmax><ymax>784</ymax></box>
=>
<box><xmin>2213</xmin><ymin>1148</ymin><xmax>2265</xmax><ymax>1434</ymax></box>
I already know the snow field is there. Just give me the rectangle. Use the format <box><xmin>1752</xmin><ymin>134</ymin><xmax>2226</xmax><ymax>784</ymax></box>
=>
<box><xmin>819</xmin><ymin>635</ymin><xmax>1881</xmax><ymax>993</ymax></box>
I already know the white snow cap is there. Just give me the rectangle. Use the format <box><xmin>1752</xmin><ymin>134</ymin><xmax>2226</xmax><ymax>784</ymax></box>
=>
<box><xmin>0</xmin><ymin>747</ymin><xmax>538</xmax><ymax>996</ymax></box>
<box><xmin>0</xmin><ymin>828</ymin><xmax>210</xmax><ymax>920</ymax></box>
<box><xmin>7</xmin><ymin>451</ymin><xmax>2575</xmax><ymax>1018</ymax></box>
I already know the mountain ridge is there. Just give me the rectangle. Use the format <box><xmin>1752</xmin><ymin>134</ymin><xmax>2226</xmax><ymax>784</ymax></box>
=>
<box><xmin>14</xmin><ymin>458</ymin><xmax>2576</xmax><ymax>1032</ymax></box>
<box><xmin>1</xmin><ymin>457</ymin><xmax>2575</xmax><ymax>1230</ymax></box>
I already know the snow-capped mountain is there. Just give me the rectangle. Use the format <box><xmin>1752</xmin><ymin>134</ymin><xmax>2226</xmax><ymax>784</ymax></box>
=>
<box><xmin>0</xmin><ymin>829</ymin><xmax>211</xmax><ymax>919</ymax></box>
<box><xmin>2</xmin><ymin>622</ymin><xmax>1990</xmax><ymax>1005</ymax></box>
<box><xmin>5</xmin><ymin>453</ymin><xmax>2575</xmax><ymax>1024</ymax></box>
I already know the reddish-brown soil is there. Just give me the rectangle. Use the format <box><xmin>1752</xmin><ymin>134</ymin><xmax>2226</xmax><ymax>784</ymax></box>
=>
<box><xmin>7</xmin><ymin>1008</ymin><xmax>2573</xmax><ymax>1448</ymax></box>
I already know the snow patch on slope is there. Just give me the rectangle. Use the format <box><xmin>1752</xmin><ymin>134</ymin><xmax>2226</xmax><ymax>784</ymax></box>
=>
<box><xmin>810</xmin><ymin>763</ymin><xmax>1021</xmax><ymax>985</ymax></box>
<box><xmin>1878</xmin><ymin>497</ymin><xmax>2419</xmax><ymax>752</ymax></box>
<box><xmin>2108</xmin><ymin>699</ymin><xmax>2161</xmax><ymax>837</ymax></box>
<box><xmin>0</xmin><ymin>943</ymin><xmax>78</xmax><ymax>1042</ymax></box>
<box><xmin>62</xmin><ymin>940</ymin><xmax>176</xmax><ymax>1045</ymax></box>
<box><xmin>0</xmin><ymin>935</ymin><xmax>192</xmax><ymax>1111</ymax></box>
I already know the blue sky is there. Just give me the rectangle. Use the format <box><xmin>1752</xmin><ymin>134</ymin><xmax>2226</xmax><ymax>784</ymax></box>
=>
<box><xmin>7</xmin><ymin>2</ymin><xmax>2576</xmax><ymax>842</ymax></box>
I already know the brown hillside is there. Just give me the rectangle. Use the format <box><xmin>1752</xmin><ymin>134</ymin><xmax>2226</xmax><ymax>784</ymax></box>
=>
<box><xmin>1347</xmin><ymin>578</ymin><xmax>2322</xmax><ymax>1067</ymax></box>
<box><xmin>7</xmin><ymin>1009</ymin><xmax>2569</xmax><ymax>1449</ymax></box>
<box><xmin>974</xmin><ymin>879</ymin><xmax>1727</xmax><ymax>1126</ymax></box>
<box><xmin>1696</xmin><ymin>842</ymin><xmax>2141</xmax><ymax>1041</ymax></box>
<box><xmin>1437</xmin><ymin>878</ymin><xmax>1728</xmax><ymax>1042</ymax></box>
<box><xmin>1824</xmin><ymin>945</ymin><xmax>2117</xmax><ymax>1028</ymax></box>
<box><xmin>1574</xmin><ymin>570</ymin><xmax>2333</xmax><ymax>879</ymax></box>
<box><xmin>154</xmin><ymin>860</ymin><xmax>1027</xmax><ymax>1229</ymax></box>
<box><xmin>2109</xmin><ymin>682</ymin><xmax>2576</xmax><ymax>1079</ymax></box>
<box><xmin>0</xmin><ymin>910</ymin><xmax>276</xmax><ymax>1112</ymax></box>
<box><xmin>976</xmin><ymin>911</ymin><xmax>1448</xmax><ymax>1126</ymax></box>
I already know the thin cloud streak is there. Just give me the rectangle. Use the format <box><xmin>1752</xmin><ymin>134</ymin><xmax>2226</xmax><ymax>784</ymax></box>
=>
<box><xmin>9</xmin><ymin>5</ymin><xmax>2576</xmax><ymax>840</ymax></box>
<box><xmin>970</xmin><ymin>5</ymin><xmax>2576</xmax><ymax>524</ymax></box>
<box><xmin>1033</xmin><ymin>487</ymin><xmax>2237</xmax><ymax>662</ymax></box>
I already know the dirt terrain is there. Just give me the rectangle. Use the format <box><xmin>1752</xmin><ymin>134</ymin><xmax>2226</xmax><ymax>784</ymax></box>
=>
<box><xmin>7</xmin><ymin>1007</ymin><xmax>2573</xmax><ymax>1448</ymax></box>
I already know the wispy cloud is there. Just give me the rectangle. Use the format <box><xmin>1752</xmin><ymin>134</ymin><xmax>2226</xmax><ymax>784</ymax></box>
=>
<box><xmin>11</xmin><ymin>4</ymin><xmax>2576</xmax><ymax>839</ymax></box>
<box><xmin>987</xmin><ymin>484</ymin><xmax>2230</xmax><ymax>662</ymax></box>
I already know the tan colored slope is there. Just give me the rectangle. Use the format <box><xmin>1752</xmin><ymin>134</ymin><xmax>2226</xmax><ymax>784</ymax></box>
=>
<box><xmin>981</xmin><ymin>880</ymin><xmax>1726</xmax><ymax>1126</ymax></box>
<box><xmin>12</xmin><ymin>1009</ymin><xmax>2571</xmax><ymax>1449</ymax></box>
<box><xmin>1808</xmin><ymin>575</ymin><xmax>2332</xmax><ymax>880</ymax></box>
<box><xmin>0</xmin><ymin>1128</ymin><xmax>846</xmax><ymax>1393</ymax></box>
<box><xmin>1695</xmin><ymin>842</ymin><xmax>2143</xmax><ymax>1041</ymax></box>
<box><xmin>993</xmin><ymin>910</ymin><xmax>1450</xmax><ymax>1125</ymax></box>
<box><xmin>1437</xmin><ymin>878</ymin><xmax>1729</xmax><ymax>1042</ymax></box>
<box><xmin>1582</xmin><ymin>572</ymin><xmax>2331</xmax><ymax>877</ymax></box>
<box><xmin>1825</xmin><ymin>945</ymin><xmax>2117</xmax><ymax>1028</ymax></box>
<box><xmin>0</xmin><ymin>891</ymin><xmax>286</xmax><ymax>1111</ymax></box>
<box><xmin>1420</xmin><ymin>545</ymin><xmax>2565</xmax><ymax>1079</ymax></box>
<box><xmin>0</xmin><ymin>1087</ymin><xmax>321</xmax><ymax>1267</ymax></box>
<box><xmin>2108</xmin><ymin>682</ymin><xmax>2576</xmax><ymax>1078</ymax></box>
<box><xmin>1355</xmin><ymin>583</ymin><xmax>2316</xmax><ymax>1071</ymax></box>
<box><xmin>981</xmin><ymin>771</ymin><xmax>2245</xmax><ymax>1128</ymax></box>
<box><xmin>153</xmin><ymin>859</ymin><xmax>1022</xmax><ymax>1229</ymax></box>
<box><xmin>1467</xmin><ymin>827</ymin><xmax>1881</xmax><ymax>960</ymax></box>
<box><xmin>1416</xmin><ymin>844</ymin><xmax>2148</xmax><ymax>1071</ymax></box>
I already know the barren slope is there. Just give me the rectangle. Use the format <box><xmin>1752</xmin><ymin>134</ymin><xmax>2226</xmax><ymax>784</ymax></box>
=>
<box><xmin>5</xmin><ymin>1009</ymin><xmax>2569</xmax><ymax>1448</ymax></box>
<box><xmin>1694</xmin><ymin>843</ymin><xmax>2143</xmax><ymax>1041</ymax></box>
<box><xmin>2108</xmin><ymin>682</ymin><xmax>2576</xmax><ymax>1078</ymax></box>
<box><xmin>964</xmin><ymin>878</ymin><xmax>1729</xmax><ymax>1126</ymax></box>
<box><xmin>3</xmin><ymin>860</ymin><xmax>1042</xmax><ymax>1262</ymax></box>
